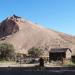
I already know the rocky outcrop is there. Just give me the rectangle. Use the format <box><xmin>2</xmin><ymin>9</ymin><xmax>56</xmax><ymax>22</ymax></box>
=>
<box><xmin>0</xmin><ymin>15</ymin><xmax>19</xmax><ymax>37</ymax></box>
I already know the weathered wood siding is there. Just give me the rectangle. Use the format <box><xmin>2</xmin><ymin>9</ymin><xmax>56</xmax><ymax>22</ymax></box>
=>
<box><xmin>66</xmin><ymin>49</ymin><xmax>71</xmax><ymax>59</ymax></box>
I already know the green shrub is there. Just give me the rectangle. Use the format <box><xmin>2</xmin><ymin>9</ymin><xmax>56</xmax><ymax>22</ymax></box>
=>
<box><xmin>0</xmin><ymin>43</ymin><xmax>15</xmax><ymax>61</ymax></box>
<box><xmin>28</xmin><ymin>47</ymin><xmax>43</xmax><ymax>58</ymax></box>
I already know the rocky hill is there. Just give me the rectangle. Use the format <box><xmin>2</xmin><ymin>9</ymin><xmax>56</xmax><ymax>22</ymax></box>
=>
<box><xmin>0</xmin><ymin>15</ymin><xmax>75</xmax><ymax>55</ymax></box>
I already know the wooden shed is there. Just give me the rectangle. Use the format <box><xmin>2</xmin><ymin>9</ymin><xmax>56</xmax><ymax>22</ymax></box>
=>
<box><xmin>49</xmin><ymin>48</ymin><xmax>72</xmax><ymax>61</ymax></box>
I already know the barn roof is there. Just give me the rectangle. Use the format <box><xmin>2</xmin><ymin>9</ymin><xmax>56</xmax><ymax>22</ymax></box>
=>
<box><xmin>50</xmin><ymin>48</ymin><xmax>71</xmax><ymax>53</ymax></box>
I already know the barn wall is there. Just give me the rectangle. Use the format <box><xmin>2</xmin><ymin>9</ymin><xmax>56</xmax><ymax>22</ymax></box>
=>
<box><xmin>66</xmin><ymin>49</ymin><xmax>71</xmax><ymax>59</ymax></box>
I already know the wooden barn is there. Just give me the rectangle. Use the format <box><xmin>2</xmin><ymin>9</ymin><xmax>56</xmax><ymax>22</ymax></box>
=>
<box><xmin>49</xmin><ymin>48</ymin><xmax>72</xmax><ymax>61</ymax></box>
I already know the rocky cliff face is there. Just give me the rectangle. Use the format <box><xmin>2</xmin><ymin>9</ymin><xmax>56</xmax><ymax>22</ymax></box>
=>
<box><xmin>0</xmin><ymin>15</ymin><xmax>75</xmax><ymax>55</ymax></box>
<box><xmin>0</xmin><ymin>15</ymin><xmax>19</xmax><ymax>37</ymax></box>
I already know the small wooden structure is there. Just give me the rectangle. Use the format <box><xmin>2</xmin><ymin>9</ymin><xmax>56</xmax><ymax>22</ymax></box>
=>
<box><xmin>49</xmin><ymin>48</ymin><xmax>72</xmax><ymax>61</ymax></box>
<box><xmin>71</xmin><ymin>55</ymin><xmax>75</xmax><ymax>63</ymax></box>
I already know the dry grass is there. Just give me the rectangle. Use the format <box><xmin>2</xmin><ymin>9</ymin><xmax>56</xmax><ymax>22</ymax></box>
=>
<box><xmin>63</xmin><ymin>60</ymin><xmax>75</xmax><ymax>67</ymax></box>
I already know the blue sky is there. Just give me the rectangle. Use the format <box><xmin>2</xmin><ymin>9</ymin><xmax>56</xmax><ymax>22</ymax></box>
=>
<box><xmin>0</xmin><ymin>0</ymin><xmax>75</xmax><ymax>35</ymax></box>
